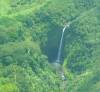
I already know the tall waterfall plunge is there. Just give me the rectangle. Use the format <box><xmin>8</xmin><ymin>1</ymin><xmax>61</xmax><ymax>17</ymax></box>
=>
<box><xmin>56</xmin><ymin>22</ymin><xmax>70</xmax><ymax>63</ymax></box>
<box><xmin>53</xmin><ymin>22</ymin><xmax>70</xmax><ymax>80</ymax></box>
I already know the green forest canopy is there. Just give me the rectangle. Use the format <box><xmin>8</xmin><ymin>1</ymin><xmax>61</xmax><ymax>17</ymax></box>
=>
<box><xmin>0</xmin><ymin>0</ymin><xmax>100</xmax><ymax>92</ymax></box>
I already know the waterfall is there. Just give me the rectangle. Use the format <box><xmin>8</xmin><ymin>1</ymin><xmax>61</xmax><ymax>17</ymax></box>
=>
<box><xmin>53</xmin><ymin>22</ymin><xmax>70</xmax><ymax>81</ymax></box>
<box><xmin>56</xmin><ymin>22</ymin><xmax>70</xmax><ymax>63</ymax></box>
<box><xmin>56</xmin><ymin>27</ymin><xmax>65</xmax><ymax>63</ymax></box>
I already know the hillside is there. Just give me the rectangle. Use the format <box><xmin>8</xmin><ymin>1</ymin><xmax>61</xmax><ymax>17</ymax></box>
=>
<box><xmin>0</xmin><ymin>0</ymin><xmax>100</xmax><ymax>92</ymax></box>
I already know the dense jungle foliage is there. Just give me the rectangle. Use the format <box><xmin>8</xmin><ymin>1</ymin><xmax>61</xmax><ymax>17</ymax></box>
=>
<box><xmin>0</xmin><ymin>0</ymin><xmax>100</xmax><ymax>92</ymax></box>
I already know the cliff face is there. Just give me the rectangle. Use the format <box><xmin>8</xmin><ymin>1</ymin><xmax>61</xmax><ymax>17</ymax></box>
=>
<box><xmin>0</xmin><ymin>0</ymin><xmax>100</xmax><ymax>92</ymax></box>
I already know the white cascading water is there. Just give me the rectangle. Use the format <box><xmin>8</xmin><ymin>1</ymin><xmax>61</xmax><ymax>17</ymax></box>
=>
<box><xmin>53</xmin><ymin>22</ymin><xmax>70</xmax><ymax>81</ymax></box>
<box><xmin>56</xmin><ymin>22</ymin><xmax>70</xmax><ymax>63</ymax></box>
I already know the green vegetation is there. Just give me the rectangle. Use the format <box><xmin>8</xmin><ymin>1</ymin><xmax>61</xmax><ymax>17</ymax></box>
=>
<box><xmin>0</xmin><ymin>0</ymin><xmax>100</xmax><ymax>92</ymax></box>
